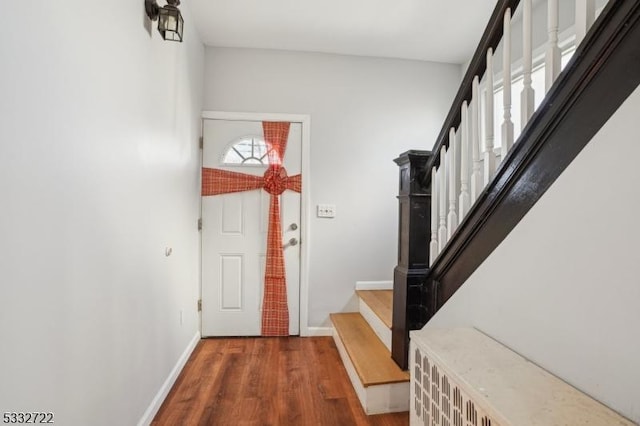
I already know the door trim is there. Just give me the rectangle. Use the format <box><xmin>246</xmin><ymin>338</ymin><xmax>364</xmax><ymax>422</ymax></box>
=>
<box><xmin>200</xmin><ymin>111</ymin><xmax>312</xmax><ymax>336</ymax></box>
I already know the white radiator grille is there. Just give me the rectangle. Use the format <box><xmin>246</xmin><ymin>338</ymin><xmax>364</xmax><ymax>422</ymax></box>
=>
<box><xmin>411</xmin><ymin>346</ymin><xmax>499</xmax><ymax>426</ymax></box>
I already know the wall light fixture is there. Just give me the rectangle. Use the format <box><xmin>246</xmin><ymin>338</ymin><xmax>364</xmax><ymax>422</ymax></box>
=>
<box><xmin>145</xmin><ymin>0</ymin><xmax>184</xmax><ymax>42</ymax></box>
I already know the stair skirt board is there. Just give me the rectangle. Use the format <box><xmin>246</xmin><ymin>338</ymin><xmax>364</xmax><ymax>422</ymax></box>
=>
<box><xmin>332</xmin><ymin>328</ymin><xmax>409</xmax><ymax>415</ymax></box>
<box><xmin>358</xmin><ymin>298</ymin><xmax>392</xmax><ymax>352</ymax></box>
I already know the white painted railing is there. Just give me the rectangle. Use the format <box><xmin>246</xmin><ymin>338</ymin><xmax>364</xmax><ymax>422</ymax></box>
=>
<box><xmin>429</xmin><ymin>0</ymin><xmax>609</xmax><ymax>266</ymax></box>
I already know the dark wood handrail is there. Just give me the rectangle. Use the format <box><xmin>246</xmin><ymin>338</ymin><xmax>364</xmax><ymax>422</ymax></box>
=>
<box><xmin>426</xmin><ymin>0</ymin><xmax>521</xmax><ymax>172</ymax></box>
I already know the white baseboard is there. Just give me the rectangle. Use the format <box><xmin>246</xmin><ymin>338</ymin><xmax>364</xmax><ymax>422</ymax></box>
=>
<box><xmin>138</xmin><ymin>331</ymin><xmax>200</xmax><ymax>426</ymax></box>
<box><xmin>304</xmin><ymin>326</ymin><xmax>333</xmax><ymax>336</ymax></box>
<box><xmin>355</xmin><ymin>280</ymin><xmax>393</xmax><ymax>291</ymax></box>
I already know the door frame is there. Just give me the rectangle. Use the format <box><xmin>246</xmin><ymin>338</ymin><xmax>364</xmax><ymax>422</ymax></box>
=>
<box><xmin>200</xmin><ymin>110</ymin><xmax>312</xmax><ymax>336</ymax></box>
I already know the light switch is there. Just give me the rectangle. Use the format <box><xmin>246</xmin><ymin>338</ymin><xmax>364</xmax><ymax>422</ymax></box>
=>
<box><xmin>317</xmin><ymin>204</ymin><xmax>336</xmax><ymax>218</ymax></box>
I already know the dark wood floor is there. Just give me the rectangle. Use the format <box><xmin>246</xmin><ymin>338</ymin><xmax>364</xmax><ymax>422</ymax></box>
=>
<box><xmin>152</xmin><ymin>336</ymin><xmax>409</xmax><ymax>426</ymax></box>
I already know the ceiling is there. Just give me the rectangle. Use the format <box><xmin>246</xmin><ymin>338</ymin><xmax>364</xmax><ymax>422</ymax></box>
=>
<box><xmin>188</xmin><ymin>0</ymin><xmax>498</xmax><ymax>64</ymax></box>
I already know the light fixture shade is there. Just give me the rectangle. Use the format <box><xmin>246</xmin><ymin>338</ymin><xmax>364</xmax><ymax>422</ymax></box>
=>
<box><xmin>158</xmin><ymin>5</ymin><xmax>184</xmax><ymax>42</ymax></box>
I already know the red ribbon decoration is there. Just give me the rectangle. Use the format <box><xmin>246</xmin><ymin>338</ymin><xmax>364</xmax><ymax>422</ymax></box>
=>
<box><xmin>201</xmin><ymin>122</ymin><xmax>301</xmax><ymax>336</ymax></box>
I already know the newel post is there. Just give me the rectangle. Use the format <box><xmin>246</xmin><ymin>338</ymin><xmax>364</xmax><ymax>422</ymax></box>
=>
<box><xmin>392</xmin><ymin>150</ymin><xmax>432</xmax><ymax>369</ymax></box>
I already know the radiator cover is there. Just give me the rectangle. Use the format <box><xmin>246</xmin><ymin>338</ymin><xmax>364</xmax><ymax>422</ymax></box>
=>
<box><xmin>410</xmin><ymin>344</ymin><xmax>501</xmax><ymax>426</ymax></box>
<box><xmin>409</xmin><ymin>328</ymin><xmax>634</xmax><ymax>426</ymax></box>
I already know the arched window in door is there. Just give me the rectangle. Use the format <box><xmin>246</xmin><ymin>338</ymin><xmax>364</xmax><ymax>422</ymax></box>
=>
<box><xmin>221</xmin><ymin>136</ymin><xmax>273</xmax><ymax>165</ymax></box>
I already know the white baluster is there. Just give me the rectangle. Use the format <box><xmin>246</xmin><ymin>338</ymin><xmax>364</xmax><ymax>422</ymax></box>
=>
<box><xmin>459</xmin><ymin>102</ymin><xmax>470</xmax><ymax>220</ymax></box>
<box><xmin>471</xmin><ymin>76</ymin><xmax>483</xmax><ymax>200</ymax></box>
<box><xmin>484</xmin><ymin>48</ymin><xmax>497</xmax><ymax>185</ymax></box>
<box><xmin>447</xmin><ymin>128</ymin><xmax>458</xmax><ymax>239</ymax></box>
<box><xmin>545</xmin><ymin>0</ymin><xmax>561</xmax><ymax>93</ymax></box>
<box><xmin>521</xmin><ymin>0</ymin><xmax>535</xmax><ymax>129</ymax></box>
<box><xmin>429</xmin><ymin>166</ymin><xmax>438</xmax><ymax>265</ymax></box>
<box><xmin>502</xmin><ymin>8</ymin><xmax>514</xmax><ymax>158</ymax></box>
<box><xmin>438</xmin><ymin>148</ymin><xmax>448</xmax><ymax>252</ymax></box>
<box><xmin>575</xmin><ymin>0</ymin><xmax>596</xmax><ymax>45</ymax></box>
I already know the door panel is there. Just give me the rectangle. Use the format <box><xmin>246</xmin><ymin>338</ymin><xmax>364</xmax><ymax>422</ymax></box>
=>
<box><xmin>220</xmin><ymin>255</ymin><xmax>243</xmax><ymax>310</ymax></box>
<box><xmin>221</xmin><ymin>195</ymin><xmax>243</xmax><ymax>235</ymax></box>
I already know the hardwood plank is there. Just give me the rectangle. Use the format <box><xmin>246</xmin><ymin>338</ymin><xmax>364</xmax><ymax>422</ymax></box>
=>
<box><xmin>356</xmin><ymin>290</ymin><xmax>393</xmax><ymax>329</ymax></box>
<box><xmin>330</xmin><ymin>313</ymin><xmax>409</xmax><ymax>387</ymax></box>
<box><xmin>152</xmin><ymin>339</ymin><xmax>229</xmax><ymax>426</ymax></box>
<box><xmin>152</xmin><ymin>336</ymin><xmax>408</xmax><ymax>426</ymax></box>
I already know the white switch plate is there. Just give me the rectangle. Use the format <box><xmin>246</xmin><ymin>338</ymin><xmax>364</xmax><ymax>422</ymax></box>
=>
<box><xmin>317</xmin><ymin>204</ymin><xmax>336</xmax><ymax>218</ymax></box>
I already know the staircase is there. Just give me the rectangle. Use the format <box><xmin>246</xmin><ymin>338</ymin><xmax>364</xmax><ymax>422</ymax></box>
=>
<box><xmin>330</xmin><ymin>289</ymin><xmax>409</xmax><ymax>415</ymax></box>
<box><xmin>395</xmin><ymin>0</ymin><xmax>640</xmax><ymax>368</ymax></box>
<box><xmin>402</xmin><ymin>0</ymin><xmax>640</xmax><ymax>424</ymax></box>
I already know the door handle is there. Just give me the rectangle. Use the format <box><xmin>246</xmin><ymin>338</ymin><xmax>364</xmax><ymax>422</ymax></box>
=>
<box><xmin>283</xmin><ymin>237</ymin><xmax>298</xmax><ymax>248</ymax></box>
<box><xmin>289</xmin><ymin>223</ymin><xmax>298</xmax><ymax>231</ymax></box>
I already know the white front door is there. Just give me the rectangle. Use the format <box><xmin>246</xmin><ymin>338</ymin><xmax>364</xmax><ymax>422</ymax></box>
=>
<box><xmin>201</xmin><ymin>118</ymin><xmax>302</xmax><ymax>336</ymax></box>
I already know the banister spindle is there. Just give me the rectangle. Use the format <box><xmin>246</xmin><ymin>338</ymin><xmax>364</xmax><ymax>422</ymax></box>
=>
<box><xmin>521</xmin><ymin>0</ymin><xmax>535</xmax><ymax>129</ymax></box>
<box><xmin>459</xmin><ymin>102</ymin><xmax>470</xmax><ymax>220</ymax></box>
<box><xmin>545</xmin><ymin>0</ymin><xmax>561</xmax><ymax>93</ymax></box>
<box><xmin>484</xmin><ymin>48</ymin><xmax>496</xmax><ymax>185</ymax></box>
<box><xmin>447</xmin><ymin>128</ymin><xmax>458</xmax><ymax>239</ymax></box>
<box><xmin>429</xmin><ymin>166</ymin><xmax>438</xmax><ymax>265</ymax></box>
<box><xmin>502</xmin><ymin>8</ymin><xmax>514</xmax><ymax>158</ymax></box>
<box><xmin>471</xmin><ymin>76</ymin><xmax>482</xmax><ymax>201</ymax></box>
<box><xmin>438</xmin><ymin>148</ymin><xmax>448</xmax><ymax>251</ymax></box>
<box><xmin>575</xmin><ymin>0</ymin><xmax>596</xmax><ymax>45</ymax></box>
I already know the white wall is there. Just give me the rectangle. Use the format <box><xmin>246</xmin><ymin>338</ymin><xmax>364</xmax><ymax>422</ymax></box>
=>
<box><xmin>204</xmin><ymin>47</ymin><xmax>460</xmax><ymax>327</ymax></box>
<box><xmin>0</xmin><ymin>2</ymin><xmax>203</xmax><ymax>425</ymax></box>
<box><xmin>427</xmin><ymin>84</ymin><xmax>640</xmax><ymax>423</ymax></box>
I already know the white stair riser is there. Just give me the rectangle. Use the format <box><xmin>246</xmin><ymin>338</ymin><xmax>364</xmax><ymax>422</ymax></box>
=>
<box><xmin>355</xmin><ymin>280</ymin><xmax>393</xmax><ymax>290</ymax></box>
<box><xmin>358</xmin><ymin>298</ymin><xmax>392</xmax><ymax>352</ymax></box>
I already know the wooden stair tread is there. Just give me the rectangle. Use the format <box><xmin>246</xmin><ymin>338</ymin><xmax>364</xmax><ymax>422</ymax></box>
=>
<box><xmin>356</xmin><ymin>290</ymin><xmax>393</xmax><ymax>329</ymax></box>
<box><xmin>330</xmin><ymin>312</ymin><xmax>409</xmax><ymax>387</ymax></box>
